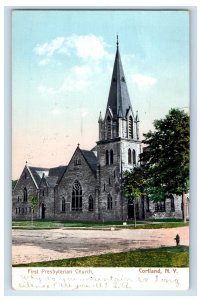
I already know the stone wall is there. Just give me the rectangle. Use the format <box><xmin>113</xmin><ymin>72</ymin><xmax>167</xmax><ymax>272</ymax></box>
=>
<box><xmin>144</xmin><ymin>195</ymin><xmax>183</xmax><ymax>220</ymax></box>
<box><xmin>12</xmin><ymin>166</ymin><xmax>39</xmax><ymax>220</ymax></box>
<box><xmin>56</xmin><ymin>148</ymin><xmax>98</xmax><ymax>221</ymax></box>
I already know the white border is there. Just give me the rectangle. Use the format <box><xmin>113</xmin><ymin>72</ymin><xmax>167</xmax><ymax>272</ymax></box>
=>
<box><xmin>2</xmin><ymin>0</ymin><xmax>200</xmax><ymax>299</ymax></box>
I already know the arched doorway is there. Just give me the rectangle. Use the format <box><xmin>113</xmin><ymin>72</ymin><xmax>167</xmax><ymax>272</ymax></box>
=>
<box><xmin>41</xmin><ymin>203</ymin><xmax>45</xmax><ymax>219</ymax></box>
<box><xmin>127</xmin><ymin>198</ymin><xmax>140</xmax><ymax>220</ymax></box>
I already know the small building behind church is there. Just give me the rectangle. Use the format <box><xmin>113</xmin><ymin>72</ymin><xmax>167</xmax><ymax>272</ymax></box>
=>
<box><xmin>12</xmin><ymin>39</ymin><xmax>186</xmax><ymax>222</ymax></box>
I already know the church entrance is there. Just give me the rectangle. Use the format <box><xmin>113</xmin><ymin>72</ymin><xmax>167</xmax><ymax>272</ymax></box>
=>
<box><xmin>127</xmin><ymin>198</ymin><xmax>140</xmax><ymax>220</ymax></box>
<box><xmin>128</xmin><ymin>199</ymin><xmax>134</xmax><ymax>219</ymax></box>
<box><xmin>41</xmin><ymin>203</ymin><xmax>45</xmax><ymax>219</ymax></box>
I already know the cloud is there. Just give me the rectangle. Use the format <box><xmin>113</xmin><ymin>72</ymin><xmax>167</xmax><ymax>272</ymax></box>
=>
<box><xmin>34</xmin><ymin>34</ymin><xmax>110</xmax><ymax>62</ymax></box>
<box><xmin>34</xmin><ymin>37</ymin><xmax>65</xmax><ymax>57</ymax></box>
<box><xmin>38</xmin><ymin>59</ymin><xmax>50</xmax><ymax>65</ymax></box>
<box><xmin>37</xmin><ymin>64</ymin><xmax>93</xmax><ymax>98</ymax></box>
<box><xmin>65</xmin><ymin>35</ymin><xmax>109</xmax><ymax>60</ymax></box>
<box><xmin>50</xmin><ymin>108</ymin><xmax>65</xmax><ymax>116</ymax></box>
<box><xmin>131</xmin><ymin>74</ymin><xmax>157</xmax><ymax>88</ymax></box>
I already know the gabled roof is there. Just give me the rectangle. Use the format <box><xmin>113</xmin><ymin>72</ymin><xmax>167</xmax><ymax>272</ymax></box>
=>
<box><xmin>49</xmin><ymin>166</ymin><xmax>66</xmax><ymax>179</ymax></box>
<box><xmin>80</xmin><ymin>149</ymin><xmax>97</xmax><ymax>175</ymax></box>
<box><xmin>28</xmin><ymin>166</ymin><xmax>49</xmax><ymax>188</ymax></box>
<box><xmin>27</xmin><ymin>165</ymin><xmax>67</xmax><ymax>188</ymax></box>
<box><xmin>106</xmin><ymin>39</ymin><xmax>133</xmax><ymax>119</ymax></box>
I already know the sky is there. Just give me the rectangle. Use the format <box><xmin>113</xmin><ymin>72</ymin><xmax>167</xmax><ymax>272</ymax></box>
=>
<box><xmin>12</xmin><ymin>10</ymin><xmax>189</xmax><ymax>179</ymax></box>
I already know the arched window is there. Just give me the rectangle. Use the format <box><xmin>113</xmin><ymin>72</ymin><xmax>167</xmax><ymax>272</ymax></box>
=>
<box><xmin>128</xmin><ymin>116</ymin><xmax>133</xmax><ymax>139</ymax></box>
<box><xmin>107</xmin><ymin>116</ymin><xmax>112</xmax><ymax>139</ymax></box>
<box><xmin>88</xmin><ymin>195</ymin><xmax>94</xmax><ymax>211</ymax></box>
<box><xmin>74</xmin><ymin>157</ymin><xmax>81</xmax><ymax>166</ymax></box>
<box><xmin>61</xmin><ymin>197</ymin><xmax>66</xmax><ymax>212</ymax></box>
<box><xmin>128</xmin><ymin>149</ymin><xmax>132</xmax><ymax>164</ymax></box>
<box><xmin>106</xmin><ymin>150</ymin><xmax>109</xmax><ymax>165</ymax></box>
<box><xmin>155</xmin><ymin>201</ymin><xmax>166</xmax><ymax>212</ymax></box>
<box><xmin>132</xmin><ymin>149</ymin><xmax>136</xmax><ymax>165</ymax></box>
<box><xmin>107</xmin><ymin>194</ymin><xmax>113</xmax><ymax>210</ymax></box>
<box><xmin>72</xmin><ymin>180</ymin><xmax>82</xmax><ymax>211</ymax></box>
<box><xmin>170</xmin><ymin>195</ymin><xmax>175</xmax><ymax>212</ymax></box>
<box><xmin>110</xmin><ymin>149</ymin><xmax>113</xmax><ymax>165</ymax></box>
<box><xmin>23</xmin><ymin>187</ymin><xmax>27</xmax><ymax>202</ymax></box>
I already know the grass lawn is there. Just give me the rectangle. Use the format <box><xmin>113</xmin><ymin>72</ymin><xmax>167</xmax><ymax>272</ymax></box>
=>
<box><xmin>12</xmin><ymin>219</ymin><xmax>189</xmax><ymax>230</ymax></box>
<box><xmin>13</xmin><ymin>246</ymin><xmax>189</xmax><ymax>268</ymax></box>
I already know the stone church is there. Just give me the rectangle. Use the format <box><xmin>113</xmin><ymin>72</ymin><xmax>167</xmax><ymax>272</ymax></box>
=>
<box><xmin>12</xmin><ymin>39</ymin><xmax>185</xmax><ymax>221</ymax></box>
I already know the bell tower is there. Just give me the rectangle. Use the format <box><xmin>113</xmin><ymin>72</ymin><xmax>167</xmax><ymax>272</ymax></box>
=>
<box><xmin>97</xmin><ymin>36</ymin><xmax>142</xmax><ymax>221</ymax></box>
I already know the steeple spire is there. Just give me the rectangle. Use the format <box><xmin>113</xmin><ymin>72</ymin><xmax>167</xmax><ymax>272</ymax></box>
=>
<box><xmin>106</xmin><ymin>37</ymin><xmax>133</xmax><ymax>119</ymax></box>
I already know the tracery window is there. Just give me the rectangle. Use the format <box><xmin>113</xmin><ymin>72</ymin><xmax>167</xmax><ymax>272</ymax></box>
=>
<box><xmin>72</xmin><ymin>180</ymin><xmax>82</xmax><ymax>211</ymax></box>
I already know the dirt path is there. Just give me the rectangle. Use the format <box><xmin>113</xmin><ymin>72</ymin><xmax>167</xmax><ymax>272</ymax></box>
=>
<box><xmin>12</xmin><ymin>227</ymin><xmax>189</xmax><ymax>265</ymax></box>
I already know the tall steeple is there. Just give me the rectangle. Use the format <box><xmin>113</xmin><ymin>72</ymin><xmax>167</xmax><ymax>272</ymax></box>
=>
<box><xmin>106</xmin><ymin>36</ymin><xmax>133</xmax><ymax>119</ymax></box>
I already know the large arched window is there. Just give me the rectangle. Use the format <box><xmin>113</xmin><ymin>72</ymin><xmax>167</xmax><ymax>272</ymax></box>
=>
<box><xmin>61</xmin><ymin>197</ymin><xmax>66</xmax><ymax>212</ymax></box>
<box><xmin>128</xmin><ymin>149</ymin><xmax>132</xmax><ymax>164</ymax></box>
<box><xmin>132</xmin><ymin>149</ymin><xmax>136</xmax><ymax>165</ymax></box>
<box><xmin>106</xmin><ymin>150</ymin><xmax>109</xmax><ymax>165</ymax></box>
<box><xmin>170</xmin><ymin>195</ymin><xmax>175</xmax><ymax>212</ymax></box>
<box><xmin>88</xmin><ymin>195</ymin><xmax>94</xmax><ymax>211</ymax></box>
<box><xmin>110</xmin><ymin>149</ymin><xmax>113</xmax><ymax>165</ymax></box>
<box><xmin>107</xmin><ymin>116</ymin><xmax>112</xmax><ymax>139</ymax></box>
<box><xmin>72</xmin><ymin>180</ymin><xmax>82</xmax><ymax>211</ymax></box>
<box><xmin>23</xmin><ymin>187</ymin><xmax>27</xmax><ymax>202</ymax></box>
<box><xmin>107</xmin><ymin>194</ymin><xmax>113</xmax><ymax>210</ymax></box>
<box><xmin>128</xmin><ymin>116</ymin><xmax>133</xmax><ymax>139</ymax></box>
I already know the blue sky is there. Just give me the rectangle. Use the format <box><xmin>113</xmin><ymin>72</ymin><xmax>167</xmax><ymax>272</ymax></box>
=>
<box><xmin>12</xmin><ymin>10</ymin><xmax>189</xmax><ymax>179</ymax></box>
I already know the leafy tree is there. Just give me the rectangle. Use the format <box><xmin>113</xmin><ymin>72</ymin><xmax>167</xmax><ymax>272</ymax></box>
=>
<box><xmin>12</xmin><ymin>180</ymin><xmax>17</xmax><ymax>190</ymax></box>
<box><xmin>122</xmin><ymin>167</ymin><xmax>145</xmax><ymax>227</ymax></box>
<box><xmin>140</xmin><ymin>108</ymin><xmax>190</xmax><ymax>222</ymax></box>
<box><xmin>29</xmin><ymin>195</ymin><xmax>38</xmax><ymax>225</ymax></box>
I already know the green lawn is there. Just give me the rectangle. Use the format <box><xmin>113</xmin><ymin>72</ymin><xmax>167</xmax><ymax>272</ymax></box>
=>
<box><xmin>13</xmin><ymin>246</ymin><xmax>189</xmax><ymax>268</ymax></box>
<box><xmin>12</xmin><ymin>219</ymin><xmax>188</xmax><ymax>230</ymax></box>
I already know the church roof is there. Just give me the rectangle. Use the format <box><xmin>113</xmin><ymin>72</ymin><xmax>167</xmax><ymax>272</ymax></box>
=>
<box><xmin>28</xmin><ymin>166</ymin><xmax>49</xmax><ymax>187</ymax></box>
<box><xmin>49</xmin><ymin>166</ymin><xmax>66</xmax><ymax>179</ymax></box>
<box><xmin>106</xmin><ymin>38</ymin><xmax>133</xmax><ymax>119</ymax></box>
<box><xmin>80</xmin><ymin>149</ymin><xmax>97</xmax><ymax>175</ymax></box>
<box><xmin>28</xmin><ymin>165</ymin><xmax>67</xmax><ymax>188</ymax></box>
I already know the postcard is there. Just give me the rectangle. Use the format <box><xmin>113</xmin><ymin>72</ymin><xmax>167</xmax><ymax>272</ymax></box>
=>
<box><xmin>11</xmin><ymin>9</ymin><xmax>190</xmax><ymax>292</ymax></box>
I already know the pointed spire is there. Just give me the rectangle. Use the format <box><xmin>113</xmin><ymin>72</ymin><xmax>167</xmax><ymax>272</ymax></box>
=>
<box><xmin>135</xmin><ymin>111</ymin><xmax>140</xmax><ymax>122</ymax></box>
<box><xmin>106</xmin><ymin>36</ymin><xmax>133</xmax><ymax>119</ymax></box>
<box><xmin>98</xmin><ymin>111</ymin><xmax>103</xmax><ymax>122</ymax></box>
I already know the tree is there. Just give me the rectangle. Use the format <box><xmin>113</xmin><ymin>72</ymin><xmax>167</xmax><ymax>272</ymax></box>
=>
<box><xmin>122</xmin><ymin>167</ymin><xmax>145</xmax><ymax>227</ymax></box>
<box><xmin>30</xmin><ymin>195</ymin><xmax>38</xmax><ymax>225</ymax></box>
<box><xmin>140</xmin><ymin>108</ymin><xmax>190</xmax><ymax>222</ymax></box>
<box><xmin>12</xmin><ymin>180</ymin><xmax>17</xmax><ymax>190</ymax></box>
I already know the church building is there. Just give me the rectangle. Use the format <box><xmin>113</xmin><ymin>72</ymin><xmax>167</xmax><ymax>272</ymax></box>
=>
<box><xmin>12</xmin><ymin>38</ymin><xmax>184</xmax><ymax>221</ymax></box>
